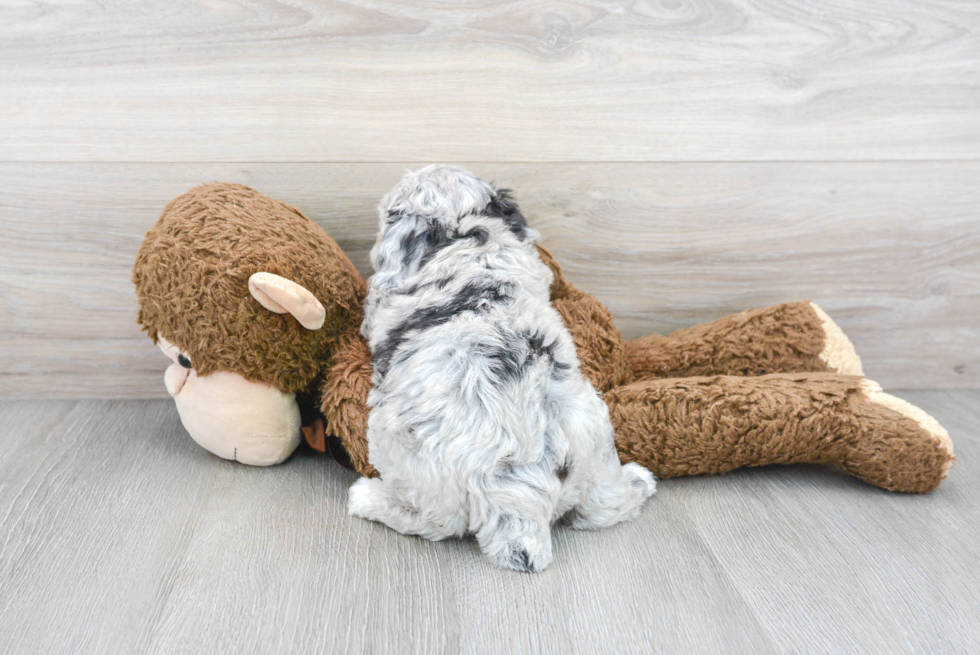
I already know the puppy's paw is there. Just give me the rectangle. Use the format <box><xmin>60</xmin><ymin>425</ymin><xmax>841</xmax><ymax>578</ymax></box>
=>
<box><xmin>492</xmin><ymin>538</ymin><xmax>554</xmax><ymax>574</ymax></box>
<box><xmin>505</xmin><ymin>546</ymin><xmax>543</xmax><ymax>574</ymax></box>
<box><xmin>624</xmin><ymin>462</ymin><xmax>657</xmax><ymax>499</ymax></box>
<box><xmin>347</xmin><ymin>477</ymin><xmax>386</xmax><ymax>520</ymax></box>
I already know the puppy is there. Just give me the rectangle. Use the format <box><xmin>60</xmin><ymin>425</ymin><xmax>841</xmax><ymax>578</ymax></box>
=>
<box><xmin>348</xmin><ymin>165</ymin><xmax>656</xmax><ymax>572</ymax></box>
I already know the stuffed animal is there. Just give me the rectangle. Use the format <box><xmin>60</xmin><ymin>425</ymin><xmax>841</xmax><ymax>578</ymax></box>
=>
<box><xmin>133</xmin><ymin>179</ymin><xmax>954</xmax><ymax>493</ymax></box>
<box><xmin>132</xmin><ymin>184</ymin><xmax>364</xmax><ymax>465</ymax></box>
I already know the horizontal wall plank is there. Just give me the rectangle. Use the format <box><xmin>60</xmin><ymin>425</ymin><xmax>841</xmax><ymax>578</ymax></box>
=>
<box><xmin>0</xmin><ymin>162</ymin><xmax>976</xmax><ymax>397</ymax></box>
<box><xmin>1</xmin><ymin>0</ymin><xmax>978</xmax><ymax>162</ymax></box>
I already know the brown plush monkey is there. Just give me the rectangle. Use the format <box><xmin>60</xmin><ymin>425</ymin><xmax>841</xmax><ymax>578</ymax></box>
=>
<box><xmin>134</xmin><ymin>182</ymin><xmax>953</xmax><ymax>492</ymax></box>
<box><xmin>133</xmin><ymin>183</ymin><xmax>365</xmax><ymax>464</ymax></box>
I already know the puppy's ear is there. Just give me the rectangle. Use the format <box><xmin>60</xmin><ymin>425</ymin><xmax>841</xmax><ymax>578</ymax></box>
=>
<box><xmin>369</xmin><ymin>212</ymin><xmax>449</xmax><ymax>292</ymax></box>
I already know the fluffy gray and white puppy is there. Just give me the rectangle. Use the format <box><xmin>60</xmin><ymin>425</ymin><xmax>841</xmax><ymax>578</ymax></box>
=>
<box><xmin>348</xmin><ymin>165</ymin><xmax>656</xmax><ymax>573</ymax></box>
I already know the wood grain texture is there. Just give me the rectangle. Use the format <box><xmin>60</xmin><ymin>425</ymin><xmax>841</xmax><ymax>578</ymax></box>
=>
<box><xmin>0</xmin><ymin>401</ymin><xmax>219</xmax><ymax>653</ymax></box>
<box><xmin>1</xmin><ymin>162</ymin><xmax>977</xmax><ymax>397</ymax></box>
<box><xmin>676</xmin><ymin>389</ymin><xmax>980</xmax><ymax>654</ymax></box>
<box><xmin>0</xmin><ymin>393</ymin><xmax>977</xmax><ymax>653</ymax></box>
<box><xmin>0</xmin><ymin>0</ymin><xmax>978</xmax><ymax>162</ymax></box>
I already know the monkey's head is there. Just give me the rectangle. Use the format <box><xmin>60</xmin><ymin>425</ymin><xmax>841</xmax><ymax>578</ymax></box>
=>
<box><xmin>133</xmin><ymin>183</ymin><xmax>365</xmax><ymax>465</ymax></box>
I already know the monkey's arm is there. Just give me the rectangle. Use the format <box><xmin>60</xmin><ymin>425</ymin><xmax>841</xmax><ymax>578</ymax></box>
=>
<box><xmin>551</xmin><ymin>287</ymin><xmax>633</xmax><ymax>393</ymax></box>
<box><xmin>606</xmin><ymin>373</ymin><xmax>952</xmax><ymax>493</ymax></box>
<box><xmin>320</xmin><ymin>322</ymin><xmax>378</xmax><ymax>478</ymax></box>
<box><xmin>624</xmin><ymin>302</ymin><xmax>864</xmax><ymax>381</ymax></box>
<box><xmin>536</xmin><ymin>244</ymin><xmax>634</xmax><ymax>392</ymax></box>
<box><xmin>536</xmin><ymin>244</ymin><xmax>861</xmax><ymax>386</ymax></box>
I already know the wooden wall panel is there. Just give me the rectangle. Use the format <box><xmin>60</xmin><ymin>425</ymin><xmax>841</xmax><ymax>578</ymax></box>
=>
<box><xmin>0</xmin><ymin>162</ymin><xmax>976</xmax><ymax>397</ymax></box>
<box><xmin>0</xmin><ymin>0</ymin><xmax>978</xmax><ymax>162</ymax></box>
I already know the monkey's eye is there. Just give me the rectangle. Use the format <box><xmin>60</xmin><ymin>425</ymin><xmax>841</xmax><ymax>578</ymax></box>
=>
<box><xmin>177</xmin><ymin>354</ymin><xmax>192</xmax><ymax>369</ymax></box>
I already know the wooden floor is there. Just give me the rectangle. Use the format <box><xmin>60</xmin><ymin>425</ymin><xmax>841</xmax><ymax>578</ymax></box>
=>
<box><xmin>0</xmin><ymin>391</ymin><xmax>977</xmax><ymax>654</ymax></box>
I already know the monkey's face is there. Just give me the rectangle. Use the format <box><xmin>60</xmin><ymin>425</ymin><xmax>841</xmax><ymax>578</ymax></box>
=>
<box><xmin>150</xmin><ymin>272</ymin><xmax>329</xmax><ymax>466</ymax></box>
<box><xmin>134</xmin><ymin>182</ymin><xmax>367</xmax><ymax>466</ymax></box>
<box><xmin>157</xmin><ymin>335</ymin><xmax>302</xmax><ymax>465</ymax></box>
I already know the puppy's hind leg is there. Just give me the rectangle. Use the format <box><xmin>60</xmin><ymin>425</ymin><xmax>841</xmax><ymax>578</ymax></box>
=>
<box><xmin>477</xmin><ymin>511</ymin><xmax>553</xmax><ymax>574</ymax></box>
<box><xmin>566</xmin><ymin>454</ymin><xmax>657</xmax><ymax>531</ymax></box>
<box><xmin>348</xmin><ymin>477</ymin><xmax>462</xmax><ymax>541</ymax></box>
<box><xmin>558</xmin><ymin>381</ymin><xmax>656</xmax><ymax>531</ymax></box>
<box><xmin>474</xmin><ymin>472</ymin><xmax>558</xmax><ymax>573</ymax></box>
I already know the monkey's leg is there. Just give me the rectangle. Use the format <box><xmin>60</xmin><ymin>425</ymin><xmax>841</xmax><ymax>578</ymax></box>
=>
<box><xmin>606</xmin><ymin>373</ymin><xmax>953</xmax><ymax>493</ymax></box>
<box><xmin>624</xmin><ymin>302</ymin><xmax>863</xmax><ymax>381</ymax></box>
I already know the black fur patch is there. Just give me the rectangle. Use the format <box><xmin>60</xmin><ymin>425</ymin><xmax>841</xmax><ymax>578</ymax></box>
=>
<box><xmin>401</xmin><ymin>219</ymin><xmax>451</xmax><ymax>273</ymax></box>
<box><xmin>484</xmin><ymin>341</ymin><xmax>524</xmax><ymax>382</ymax></box>
<box><xmin>528</xmin><ymin>332</ymin><xmax>569</xmax><ymax>370</ymax></box>
<box><xmin>485</xmin><ymin>331</ymin><xmax>570</xmax><ymax>383</ymax></box>
<box><xmin>295</xmin><ymin>392</ymin><xmax>322</xmax><ymax>427</ymax></box>
<box><xmin>458</xmin><ymin>225</ymin><xmax>491</xmax><ymax>246</ymax></box>
<box><xmin>374</xmin><ymin>282</ymin><xmax>514</xmax><ymax>377</ymax></box>
<box><xmin>393</xmin><ymin>275</ymin><xmax>458</xmax><ymax>298</ymax></box>
<box><xmin>484</xmin><ymin>189</ymin><xmax>529</xmax><ymax>240</ymax></box>
<box><xmin>510</xmin><ymin>545</ymin><xmax>534</xmax><ymax>573</ymax></box>
<box><xmin>414</xmin><ymin>222</ymin><xmax>491</xmax><ymax>270</ymax></box>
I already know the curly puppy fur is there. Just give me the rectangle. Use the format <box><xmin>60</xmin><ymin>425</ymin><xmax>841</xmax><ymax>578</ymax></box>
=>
<box><xmin>348</xmin><ymin>165</ymin><xmax>656</xmax><ymax>573</ymax></box>
<box><xmin>133</xmin><ymin>183</ymin><xmax>365</xmax><ymax>395</ymax></box>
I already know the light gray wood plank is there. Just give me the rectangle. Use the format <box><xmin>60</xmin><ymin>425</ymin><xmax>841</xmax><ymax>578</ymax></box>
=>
<box><xmin>1</xmin><ymin>1</ymin><xmax>978</xmax><ymax>162</ymax></box>
<box><xmin>0</xmin><ymin>400</ymin><xmax>776</xmax><ymax>654</ymax></box>
<box><xmin>676</xmin><ymin>389</ymin><xmax>980</xmax><ymax>654</ymax></box>
<box><xmin>450</xmin><ymin>490</ymin><xmax>777</xmax><ymax>654</ymax></box>
<box><xmin>140</xmin><ymin>452</ymin><xmax>463</xmax><ymax>655</ymax></box>
<box><xmin>0</xmin><ymin>400</ymin><xmax>77</xmax><ymax>472</ymax></box>
<box><xmin>0</xmin><ymin>401</ymin><xmax>221</xmax><ymax>654</ymax></box>
<box><xmin>1</xmin><ymin>162</ymin><xmax>977</xmax><ymax>397</ymax></box>
<box><xmin>2</xmin><ymin>396</ymin><xmax>978</xmax><ymax>653</ymax></box>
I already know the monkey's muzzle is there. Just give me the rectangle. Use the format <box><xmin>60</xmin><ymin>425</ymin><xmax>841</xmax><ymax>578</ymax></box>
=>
<box><xmin>164</xmin><ymin>365</ymin><xmax>302</xmax><ymax>466</ymax></box>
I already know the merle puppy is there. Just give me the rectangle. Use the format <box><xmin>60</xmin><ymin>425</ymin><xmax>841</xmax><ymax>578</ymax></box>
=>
<box><xmin>348</xmin><ymin>165</ymin><xmax>656</xmax><ymax>572</ymax></box>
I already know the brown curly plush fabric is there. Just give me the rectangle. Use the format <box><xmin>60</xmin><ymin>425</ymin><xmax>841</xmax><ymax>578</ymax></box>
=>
<box><xmin>133</xmin><ymin>183</ymin><xmax>365</xmax><ymax>394</ymax></box>
<box><xmin>535</xmin><ymin>249</ymin><xmax>831</xmax><ymax>391</ymax></box>
<box><xmin>625</xmin><ymin>302</ymin><xmax>830</xmax><ymax>380</ymax></box>
<box><xmin>320</xmin><ymin>316</ymin><xmax>378</xmax><ymax>478</ymax></box>
<box><xmin>537</xmin><ymin>246</ymin><xmax>632</xmax><ymax>392</ymax></box>
<box><xmin>607</xmin><ymin>373</ymin><xmax>953</xmax><ymax>493</ymax></box>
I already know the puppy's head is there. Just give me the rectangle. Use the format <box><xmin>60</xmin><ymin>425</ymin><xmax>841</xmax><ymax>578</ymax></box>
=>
<box><xmin>370</xmin><ymin>165</ymin><xmax>531</xmax><ymax>290</ymax></box>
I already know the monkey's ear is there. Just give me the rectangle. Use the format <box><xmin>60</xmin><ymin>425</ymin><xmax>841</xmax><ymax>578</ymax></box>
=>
<box><xmin>248</xmin><ymin>272</ymin><xmax>326</xmax><ymax>330</ymax></box>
